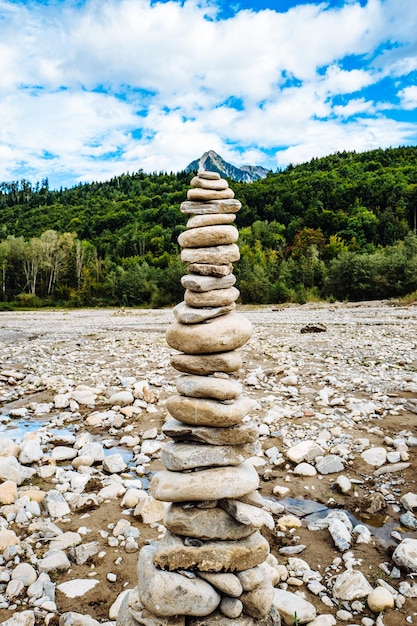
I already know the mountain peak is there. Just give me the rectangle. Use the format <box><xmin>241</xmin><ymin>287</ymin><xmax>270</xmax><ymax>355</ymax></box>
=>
<box><xmin>185</xmin><ymin>150</ymin><xmax>269</xmax><ymax>183</ymax></box>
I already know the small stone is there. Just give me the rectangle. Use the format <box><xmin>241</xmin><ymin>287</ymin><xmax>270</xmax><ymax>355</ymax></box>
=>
<box><xmin>393</xmin><ymin>538</ymin><xmax>417</xmax><ymax>571</ymax></box>
<box><xmin>332</xmin><ymin>569</ymin><xmax>373</xmax><ymax>600</ymax></box>
<box><xmin>400</xmin><ymin>492</ymin><xmax>417</xmax><ymax>511</ymax></box>
<box><xmin>187</xmin><ymin>262</ymin><xmax>233</xmax><ymax>277</ymax></box>
<box><xmin>43</xmin><ymin>489</ymin><xmax>71</xmax><ymax>518</ymax></box>
<box><xmin>11</xmin><ymin>563</ymin><xmax>37</xmax><ymax>586</ymax></box>
<box><xmin>178</xmin><ymin>225</ymin><xmax>238</xmax><ymax>248</ymax></box>
<box><xmin>181</xmin><ymin>244</ymin><xmax>240</xmax><ymax>266</ymax></box>
<box><xmin>173</xmin><ymin>301</ymin><xmax>235</xmax><ymax>324</ymax></box>
<box><xmin>185</xmin><ymin>286</ymin><xmax>240</xmax><ymax>308</ymax></box>
<box><xmin>335</xmin><ymin>475</ymin><xmax>352</xmax><ymax>494</ymax></box>
<box><xmin>0</xmin><ymin>480</ymin><xmax>18</xmax><ymax>504</ymax></box>
<box><xmin>186</xmin><ymin>188</ymin><xmax>235</xmax><ymax>202</ymax></box>
<box><xmin>151</xmin><ymin>461</ymin><xmax>259</xmax><ymax>502</ymax></box>
<box><xmin>171</xmin><ymin>351</ymin><xmax>242</xmax><ymax>375</ymax></box>
<box><xmin>316</xmin><ymin>455</ymin><xmax>344</xmax><ymax>475</ymax></box>
<box><xmin>198</xmin><ymin>572</ymin><xmax>243</xmax><ymax>597</ymax></box>
<box><xmin>164</xmin><ymin>503</ymin><xmax>255</xmax><ymax>541</ymax></box>
<box><xmin>176</xmin><ymin>374</ymin><xmax>242</xmax><ymax>400</ymax></box>
<box><xmin>367</xmin><ymin>586</ymin><xmax>395</xmax><ymax>612</ymax></box>
<box><xmin>153</xmin><ymin>530</ymin><xmax>270</xmax><ymax>572</ymax></box>
<box><xmin>187</xmin><ymin>213</ymin><xmax>236</xmax><ymax>228</ymax></box>
<box><xmin>294</xmin><ymin>462</ymin><xmax>317</xmax><ymax>476</ymax></box>
<box><xmin>161</xmin><ymin>441</ymin><xmax>259</xmax><ymax>471</ymax></box>
<box><xmin>166</xmin><ymin>394</ymin><xmax>254</xmax><ymax>428</ymax></box>
<box><xmin>162</xmin><ymin>419</ymin><xmax>259</xmax><ymax>446</ymax></box>
<box><xmin>166</xmin><ymin>311</ymin><xmax>252</xmax><ymax>355</ymax></box>
<box><xmin>109</xmin><ymin>391</ymin><xmax>134</xmax><ymax>406</ymax></box>
<box><xmin>57</xmin><ymin>579</ymin><xmax>100</xmax><ymax>598</ymax></box>
<box><xmin>180</xmin><ymin>198</ymin><xmax>241</xmax><ymax>215</ymax></box>
<box><xmin>38</xmin><ymin>549</ymin><xmax>71</xmax><ymax>573</ymax></box>
<box><xmin>286</xmin><ymin>441</ymin><xmax>324</xmax><ymax>464</ymax></box>
<box><xmin>103</xmin><ymin>454</ymin><xmax>127</xmax><ymax>474</ymax></box>
<box><xmin>273</xmin><ymin>589</ymin><xmax>316</xmax><ymax>625</ymax></box>
<box><xmin>219</xmin><ymin>596</ymin><xmax>243</xmax><ymax>618</ymax></box>
<box><xmin>361</xmin><ymin>447</ymin><xmax>387</xmax><ymax>467</ymax></box>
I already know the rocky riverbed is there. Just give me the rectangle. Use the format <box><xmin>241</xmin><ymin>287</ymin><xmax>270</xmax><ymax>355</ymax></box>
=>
<box><xmin>1</xmin><ymin>302</ymin><xmax>417</xmax><ymax>626</ymax></box>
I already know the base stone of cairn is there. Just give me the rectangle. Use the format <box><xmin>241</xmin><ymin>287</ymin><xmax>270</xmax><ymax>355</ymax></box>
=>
<box><xmin>117</xmin><ymin>171</ymin><xmax>281</xmax><ymax>625</ymax></box>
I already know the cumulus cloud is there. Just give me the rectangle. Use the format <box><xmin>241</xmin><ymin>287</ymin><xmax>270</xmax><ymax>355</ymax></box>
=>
<box><xmin>0</xmin><ymin>0</ymin><xmax>416</xmax><ymax>187</ymax></box>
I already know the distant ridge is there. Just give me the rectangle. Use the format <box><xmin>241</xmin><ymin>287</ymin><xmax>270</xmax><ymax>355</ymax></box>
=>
<box><xmin>185</xmin><ymin>150</ymin><xmax>270</xmax><ymax>182</ymax></box>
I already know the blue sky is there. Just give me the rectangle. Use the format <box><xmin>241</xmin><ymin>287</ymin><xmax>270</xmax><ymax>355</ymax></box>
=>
<box><xmin>0</xmin><ymin>0</ymin><xmax>416</xmax><ymax>189</ymax></box>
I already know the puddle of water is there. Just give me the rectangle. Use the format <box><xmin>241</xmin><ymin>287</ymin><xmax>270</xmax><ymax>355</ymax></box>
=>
<box><xmin>279</xmin><ymin>497</ymin><xmax>416</xmax><ymax>549</ymax></box>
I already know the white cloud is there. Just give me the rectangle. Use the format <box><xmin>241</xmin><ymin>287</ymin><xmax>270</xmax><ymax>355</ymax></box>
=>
<box><xmin>0</xmin><ymin>0</ymin><xmax>416</xmax><ymax>187</ymax></box>
<box><xmin>398</xmin><ymin>86</ymin><xmax>417</xmax><ymax>110</ymax></box>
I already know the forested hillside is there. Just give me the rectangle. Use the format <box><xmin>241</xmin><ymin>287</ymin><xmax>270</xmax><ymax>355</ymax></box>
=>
<box><xmin>1</xmin><ymin>146</ymin><xmax>417</xmax><ymax>308</ymax></box>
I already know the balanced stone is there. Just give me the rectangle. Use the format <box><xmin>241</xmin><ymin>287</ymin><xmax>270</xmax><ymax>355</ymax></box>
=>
<box><xmin>153</xmin><ymin>531</ymin><xmax>270</xmax><ymax>572</ymax></box>
<box><xmin>118</xmin><ymin>589</ymin><xmax>186</xmax><ymax>626</ymax></box>
<box><xmin>166</xmin><ymin>394</ymin><xmax>254</xmax><ymax>427</ymax></box>
<box><xmin>164</xmin><ymin>503</ymin><xmax>256</xmax><ymax>541</ymax></box>
<box><xmin>162</xmin><ymin>419</ymin><xmax>259</xmax><ymax>446</ymax></box>
<box><xmin>176</xmin><ymin>374</ymin><xmax>242</xmax><ymax>400</ymax></box>
<box><xmin>138</xmin><ymin>545</ymin><xmax>220</xmax><ymax>617</ymax></box>
<box><xmin>180</xmin><ymin>199</ymin><xmax>241</xmax><ymax>215</ymax></box>
<box><xmin>161</xmin><ymin>442</ymin><xmax>260</xmax><ymax>471</ymax></box>
<box><xmin>187</xmin><ymin>214</ymin><xmax>236</xmax><ymax>229</ymax></box>
<box><xmin>166</xmin><ymin>311</ymin><xmax>252</xmax><ymax>354</ymax></box>
<box><xmin>198</xmin><ymin>170</ymin><xmax>221</xmax><ymax>179</ymax></box>
<box><xmin>197</xmin><ymin>572</ymin><xmax>243</xmax><ymax>597</ymax></box>
<box><xmin>190</xmin><ymin>176</ymin><xmax>229</xmax><ymax>191</ymax></box>
<box><xmin>185</xmin><ymin>287</ymin><xmax>240</xmax><ymax>308</ymax></box>
<box><xmin>150</xmin><ymin>461</ymin><xmax>260</xmax><ymax>502</ymax></box>
<box><xmin>181</xmin><ymin>244</ymin><xmax>240</xmax><ymax>265</ymax></box>
<box><xmin>219</xmin><ymin>499</ymin><xmax>275</xmax><ymax>530</ymax></box>
<box><xmin>173</xmin><ymin>302</ymin><xmax>235</xmax><ymax>324</ymax></box>
<box><xmin>178</xmin><ymin>225</ymin><xmax>238</xmax><ymax>249</ymax></box>
<box><xmin>170</xmin><ymin>351</ymin><xmax>242</xmax><ymax>375</ymax></box>
<box><xmin>241</xmin><ymin>582</ymin><xmax>275</xmax><ymax>619</ymax></box>
<box><xmin>187</xmin><ymin>188</ymin><xmax>235</xmax><ymax>201</ymax></box>
<box><xmin>187</xmin><ymin>263</ymin><xmax>233</xmax><ymax>277</ymax></box>
<box><xmin>180</xmin><ymin>273</ymin><xmax>236</xmax><ymax>292</ymax></box>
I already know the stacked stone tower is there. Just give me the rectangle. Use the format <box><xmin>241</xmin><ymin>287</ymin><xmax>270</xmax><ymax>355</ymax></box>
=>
<box><xmin>117</xmin><ymin>171</ymin><xmax>280</xmax><ymax>625</ymax></box>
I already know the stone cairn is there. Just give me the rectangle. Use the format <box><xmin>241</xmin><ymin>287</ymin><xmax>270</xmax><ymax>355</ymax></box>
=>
<box><xmin>117</xmin><ymin>171</ymin><xmax>281</xmax><ymax>625</ymax></box>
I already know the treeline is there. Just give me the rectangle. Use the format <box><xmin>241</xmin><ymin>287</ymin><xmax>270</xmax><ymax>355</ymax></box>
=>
<box><xmin>1</xmin><ymin>146</ymin><xmax>417</xmax><ymax>307</ymax></box>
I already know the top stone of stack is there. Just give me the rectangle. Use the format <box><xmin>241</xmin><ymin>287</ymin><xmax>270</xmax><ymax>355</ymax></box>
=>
<box><xmin>181</xmin><ymin>170</ymin><xmax>241</xmax><ymax>215</ymax></box>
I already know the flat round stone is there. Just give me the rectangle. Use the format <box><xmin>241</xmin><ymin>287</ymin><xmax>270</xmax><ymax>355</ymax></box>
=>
<box><xmin>166</xmin><ymin>311</ymin><xmax>252</xmax><ymax>354</ymax></box>
<box><xmin>176</xmin><ymin>374</ymin><xmax>242</xmax><ymax>400</ymax></box>
<box><xmin>164</xmin><ymin>503</ymin><xmax>255</xmax><ymax>540</ymax></box>
<box><xmin>191</xmin><ymin>176</ymin><xmax>229</xmax><ymax>191</ymax></box>
<box><xmin>161</xmin><ymin>441</ymin><xmax>260</xmax><ymax>471</ymax></box>
<box><xmin>178</xmin><ymin>225</ymin><xmax>238</xmax><ymax>249</ymax></box>
<box><xmin>187</xmin><ymin>188</ymin><xmax>235</xmax><ymax>201</ymax></box>
<box><xmin>187</xmin><ymin>214</ymin><xmax>236</xmax><ymax>229</ymax></box>
<box><xmin>185</xmin><ymin>287</ymin><xmax>240</xmax><ymax>308</ymax></box>
<box><xmin>150</xmin><ymin>461</ymin><xmax>260</xmax><ymax>502</ymax></box>
<box><xmin>162</xmin><ymin>418</ymin><xmax>260</xmax><ymax>445</ymax></box>
<box><xmin>180</xmin><ymin>199</ymin><xmax>241</xmax><ymax>215</ymax></box>
<box><xmin>166</xmin><ymin>394</ymin><xmax>254</xmax><ymax>427</ymax></box>
<box><xmin>181</xmin><ymin>274</ymin><xmax>236</xmax><ymax>293</ymax></box>
<box><xmin>173</xmin><ymin>301</ymin><xmax>235</xmax><ymax>324</ymax></box>
<box><xmin>153</xmin><ymin>530</ymin><xmax>269</xmax><ymax>573</ymax></box>
<box><xmin>181</xmin><ymin>244</ymin><xmax>240</xmax><ymax>265</ymax></box>
<box><xmin>187</xmin><ymin>263</ymin><xmax>233</xmax><ymax>277</ymax></box>
<box><xmin>170</xmin><ymin>351</ymin><xmax>242</xmax><ymax>375</ymax></box>
<box><xmin>198</xmin><ymin>170</ymin><xmax>221</xmax><ymax>180</ymax></box>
